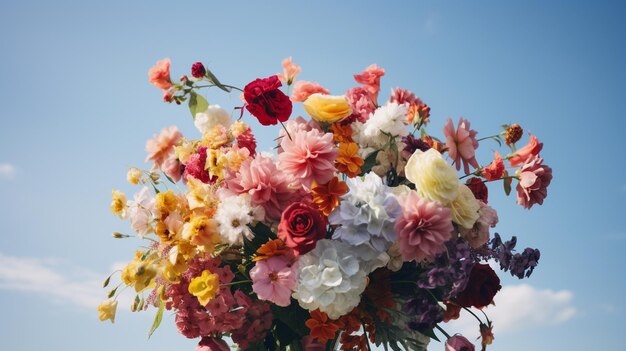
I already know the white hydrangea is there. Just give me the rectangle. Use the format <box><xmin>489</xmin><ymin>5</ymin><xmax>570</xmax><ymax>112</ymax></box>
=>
<box><xmin>214</xmin><ymin>194</ymin><xmax>264</xmax><ymax>245</ymax></box>
<box><xmin>362</xmin><ymin>102</ymin><xmax>408</xmax><ymax>141</ymax></box>
<box><xmin>292</xmin><ymin>240</ymin><xmax>368</xmax><ymax>319</ymax></box>
<box><xmin>194</xmin><ymin>105</ymin><xmax>232</xmax><ymax>134</ymax></box>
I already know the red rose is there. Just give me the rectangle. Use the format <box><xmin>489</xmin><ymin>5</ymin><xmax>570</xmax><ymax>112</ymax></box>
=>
<box><xmin>465</xmin><ymin>177</ymin><xmax>488</xmax><ymax>203</ymax></box>
<box><xmin>455</xmin><ymin>263</ymin><xmax>501</xmax><ymax>309</ymax></box>
<box><xmin>244</xmin><ymin>75</ymin><xmax>292</xmax><ymax>126</ymax></box>
<box><xmin>277</xmin><ymin>202</ymin><xmax>327</xmax><ymax>256</ymax></box>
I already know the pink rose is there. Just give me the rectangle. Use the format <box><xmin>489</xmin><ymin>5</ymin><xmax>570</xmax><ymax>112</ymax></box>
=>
<box><xmin>445</xmin><ymin>335</ymin><xmax>475</xmax><ymax>351</ymax></box>
<box><xmin>148</xmin><ymin>58</ymin><xmax>173</xmax><ymax>90</ymax></box>
<box><xmin>516</xmin><ymin>155</ymin><xmax>553</xmax><ymax>209</ymax></box>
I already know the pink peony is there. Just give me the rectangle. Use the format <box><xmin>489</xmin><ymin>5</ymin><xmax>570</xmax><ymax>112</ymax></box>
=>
<box><xmin>224</xmin><ymin>154</ymin><xmax>302</xmax><ymax>221</ymax></box>
<box><xmin>277</xmin><ymin>56</ymin><xmax>302</xmax><ymax>84</ymax></box>
<box><xmin>443</xmin><ymin>117</ymin><xmax>479</xmax><ymax>174</ymax></box>
<box><xmin>481</xmin><ymin>151</ymin><xmax>504</xmax><ymax>181</ymax></box>
<box><xmin>250</xmin><ymin>256</ymin><xmax>297</xmax><ymax>306</ymax></box>
<box><xmin>516</xmin><ymin>155</ymin><xmax>552</xmax><ymax>209</ymax></box>
<box><xmin>148</xmin><ymin>58</ymin><xmax>173</xmax><ymax>90</ymax></box>
<box><xmin>345</xmin><ymin>86</ymin><xmax>376</xmax><ymax>123</ymax></box>
<box><xmin>182</xmin><ymin>146</ymin><xmax>216</xmax><ymax>184</ymax></box>
<box><xmin>508</xmin><ymin>134</ymin><xmax>543</xmax><ymax>167</ymax></box>
<box><xmin>445</xmin><ymin>335</ymin><xmax>476</xmax><ymax>351</ymax></box>
<box><xmin>278</xmin><ymin>129</ymin><xmax>337</xmax><ymax>187</ymax></box>
<box><xmin>395</xmin><ymin>191</ymin><xmax>453</xmax><ymax>262</ymax></box>
<box><xmin>145</xmin><ymin>126</ymin><xmax>182</xmax><ymax>171</ymax></box>
<box><xmin>354</xmin><ymin>64</ymin><xmax>385</xmax><ymax>101</ymax></box>
<box><xmin>290</xmin><ymin>80</ymin><xmax>330</xmax><ymax>102</ymax></box>
<box><xmin>196</xmin><ymin>337</ymin><xmax>229</xmax><ymax>351</ymax></box>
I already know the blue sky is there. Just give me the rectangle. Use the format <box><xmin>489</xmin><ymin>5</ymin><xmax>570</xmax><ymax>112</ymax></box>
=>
<box><xmin>1</xmin><ymin>1</ymin><xmax>625</xmax><ymax>350</ymax></box>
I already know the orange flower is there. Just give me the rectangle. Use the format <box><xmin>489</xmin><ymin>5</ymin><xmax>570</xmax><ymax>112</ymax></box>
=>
<box><xmin>311</xmin><ymin>177</ymin><xmax>348</xmax><ymax>216</ymax></box>
<box><xmin>253</xmin><ymin>239</ymin><xmax>292</xmax><ymax>262</ymax></box>
<box><xmin>480</xmin><ymin>323</ymin><xmax>495</xmax><ymax>347</ymax></box>
<box><xmin>335</xmin><ymin>142</ymin><xmax>364</xmax><ymax>178</ymax></box>
<box><xmin>330</xmin><ymin>122</ymin><xmax>354</xmax><ymax>143</ymax></box>
<box><xmin>306</xmin><ymin>309</ymin><xmax>340</xmax><ymax>343</ymax></box>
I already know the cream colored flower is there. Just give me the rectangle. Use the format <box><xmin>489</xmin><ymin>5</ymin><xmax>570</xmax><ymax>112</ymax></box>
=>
<box><xmin>110</xmin><ymin>189</ymin><xmax>127</xmax><ymax>218</ymax></box>
<box><xmin>194</xmin><ymin>104</ymin><xmax>232</xmax><ymax>134</ymax></box>
<box><xmin>450</xmin><ymin>184</ymin><xmax>480</xmax><ymax>229</ymax></box>
<box><xmin>405</xmin><ymin>149</ymin><xmax>458</xmax><ymax>205</ymax></box>
<box><xmin>174</xmin><ymin>139</ymin><xmax>196</xmax><ymax>164</ymax></box>
<box><xmin>97</xmin><ymin>299</ymin><xmax>118</xmax><ymax>323</ymax></box>
<box><xmin>126</xmin><ymin>168</ymin><xmax>142</xmax><ymax>185</ymax></box>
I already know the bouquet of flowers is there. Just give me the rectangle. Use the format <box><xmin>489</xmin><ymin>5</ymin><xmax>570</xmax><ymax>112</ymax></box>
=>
<box><xmin>99</xmin><ymin>57</ymin><xmax>551</xmax><ymax>351</ymax></box>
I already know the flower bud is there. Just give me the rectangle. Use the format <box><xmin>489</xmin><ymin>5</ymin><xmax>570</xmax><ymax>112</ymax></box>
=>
<box><xmin>505</xmin><ymin>123</ymin><xmax>523</xmax><ymax>145</ymax></box>
<box><xmin>191</xmin><ymin>62</ymin><xmax>206</xmax><ymax>78</ymax></box>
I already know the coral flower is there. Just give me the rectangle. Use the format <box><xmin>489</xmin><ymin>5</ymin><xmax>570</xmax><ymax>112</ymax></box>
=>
<box><xmin>148</xmin><ymin>58</ymin><xmax>173</xmax><ymax>90</ymax></box>
<box><xmin>278</xmin><ymin>129</ymin><xmax>338</xmax><ymax>187</ymax></box>
<box><xmin>443</xmin><ymin>117</ymin><xmax>479</xmax><ymax>174</ymax></box>
<box><xmin>290</xmin><ymin>81</ymin><xmax>330</xmax><ymax>102</ymax></box>
<box><xmin>508</xmin><ymin>134</ymin><xmax>543</xmax><ymax>167</ymax></box>
<box><xmin>311</xmin><ymin>177</ymin><xmax>348</xmax><ymax>216</ymax></box>
<box><xmin>253</xmin><ymin>239</ymin><xmax>292</xmax><ymax>262</ymax></box>
<box><xmin>354</xmin><ymin>64</ymin><xmax>385</xmax><ymax>101</ymax></box>
<box><xmin>250</xmin><ymin>256</ymin><xmax>296</xmax><ymax>307</ymax></box>
<box><xmin>305</xmin><ymin>310</ymin><xmax>341</xmax><ymax>343</ymax></box>
<box><xmin>481</xmin><ymin>151</ymin><xmax>505</xmax><ymax>181</ymax></box>
<box><xmin>329</xmin><ymin>122</ymin><xmax>353</xmax><ymax>143</ymax></box>
<box><xmin>335</xmin><ymin>142</ymin><xmax>364</xmax><ymax>178</ymax></box>
<box><xmin>145</xmin><ymin>126</ymin><xmax>183</xmax><ymax>171</ymax></box>
<box><xmin>277</xmin><ymin>56</ymin><xmax>301</xmax><ymax>85</ymax></box>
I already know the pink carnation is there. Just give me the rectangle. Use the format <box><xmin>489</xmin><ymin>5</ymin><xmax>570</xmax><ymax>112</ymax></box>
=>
<box><xmin>278</xmin><ymin>129</ymin><xmax>337</xmax><ymax>187</ymax></box>
<box><xmin>250</xmin><ymin>256</ymin><xmax>297</xmax><ymax>307</ymax></box>
<box><xmin>196</xmin><ymin>337</ymin><xmax>229</xmax><ymax>351</ymax></box>
<box><xmin>277</xmin><ymin>56</ymin><xmax>301</xmax><ymax>84</ymax></box>
<box><xmin>345</xmin><ymin>86</ymin><xmax>376</xmax><ymax>123</ymax></box>
<box><xmin>290</xmin><ymin>80</ymin><xmax>330</xmax><ymax>102</ymax></box>
<box><xmin>516</xmin><ymin>155</ymin><xmax>553</xmax><ymax>209</ymax></box>
<box><xmin>145</xmin><ymin>126</ymin><xmax>182</xmax><ymax>171</ymax></box>
<box><xmin>182</xmin><ymin>146</ymin><xmax>216</xmax><ymax>184</ymax></box>
<box><xmin>443</xmin><ymin>117</ymin><xmax>479</xmax><ymax>174</ymax></box>
<box><xmin>225</xmin><ymin>154</ymin><xmax>301</xmax><ymax>221</ymax></box>
<box><xmin>390</xmin><ymin>87</ymin><xmax>423</xmax><ymax>106</ymax></box>
<box><xmin>508</xmin><ymin>134</ymin><xmax>543</xmax><ymax>167</ymax></box>
<box><xmin>354</xmin><ymin>64</ymin><xmax>385</xmax><ymax>101</ymax></box>
<box><xmin>148</xmin><ymin>58</ymin><xmax>173</xmax><ymax>90</ymax></box>
<box><xmin>395</xmin><ymin>191</ymin><xmax>453</xmax><ymax>262</ymax></box>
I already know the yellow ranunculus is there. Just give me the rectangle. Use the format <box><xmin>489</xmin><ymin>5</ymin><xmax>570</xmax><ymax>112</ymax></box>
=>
<box><xmin>450</xmin><ymin>184</ymin><xmax>480</xmax><ymax>229</ymax></box>
<box><xmin>97</xmin><ymin>299</ymin><xmax>118</xmax><ymax>323</ymax></box>
<box><xmin>126</xmin><ymin>168</ymin><xmax>142</xmax><ymax>185</ymax></box>
<box><xmin>188</xmin><ymin>270</ymin><xmax>220</xmax><ymax>306</ymax></box>
<box><xmin>110</xmin><ymin>189</ymin><xmax>127</xmax><ymax>217</ymax></box>
<box><xmin>303</xmin><ymin>93</ymin><xmax>352</xmax><ymax>124</ymax></box>
<box><xmin>405</xmin><ymin>149</ymin><xmax>459</xmax><ymax>205</ymax></box>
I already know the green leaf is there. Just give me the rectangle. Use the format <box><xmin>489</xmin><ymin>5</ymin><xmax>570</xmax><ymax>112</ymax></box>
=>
<box><xmin>206</xmin><ymin>69</ymin><xmax>232</xmax><ymax>92</ymax></box>
<box><xmin>503</xmin><ymin>171</ymin><xmax>512</xmax><ymax>196</ymax></box>
<box><xmin>419</xmin><ymin>328</ymin><xmax>439</xmax><ymax>342</ymax></box>
<box><xmin>188</xmin><ymin>91</ymin><xmax>209</xmax><ymax>119</ymax></box>
<box><xmin>359</xmin><ymin>149</ymin><xmax>381</xmax><ymax>176</ymax></box>
<box><xmin>148</xmin><ymin>294</ymin><xmax>164</xmax><ymax>339</ymax></box>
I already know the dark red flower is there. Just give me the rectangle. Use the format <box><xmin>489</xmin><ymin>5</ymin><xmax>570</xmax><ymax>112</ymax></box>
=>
<box><xmin>191</xmin><ymin>62</ymin><xmax>206</xmax><ymax>78</ymax></box>
<box><xmin>277</xmin><ymin>202</ymin><xmax>326</xmax><ymax>256</ymax></box>
<box><xmin>466</xmin><ymin>177</ymin><xmax>488</xmax><ymax>203</ymax></box>
<box><xmin>244</xmin><ymin>75</ymin><xmax>292</xmax><ymax>126</ymax></box>
<box><xmin>455</xmin><ymin>263</ymin><xmax>501</xmax><ymax>309</ymax></box>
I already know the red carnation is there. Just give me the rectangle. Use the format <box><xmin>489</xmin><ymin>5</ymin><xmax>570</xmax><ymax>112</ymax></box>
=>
<box><xmin>277</xmin><ymin>202</ymin><xmax>326</xmax><ymax>256</ymax></box>
<box><xmin>244</xmin><ymin>75</ymin><xmax>292</xmax><ymax>126</ymax></box>
<box><xmin>466</xmin><ymin>177</ymin><xmax>488</xmax><ymax>204</ymax></box>
<box><xmin>455</xmin><ymin>263</ymin><xmax>501</xmax><ymax>309</ymax></box>
<box><xmin>191</xmin><ymin>62</ymin><xmax>206</xmax><ymax>78</ymax></box>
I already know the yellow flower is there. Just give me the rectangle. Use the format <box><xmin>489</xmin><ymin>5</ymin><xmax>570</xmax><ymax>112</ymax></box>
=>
<box><xmin>182</xmin><ymin>214</ymin><xmax>221</xmax><ymax>253</ymax></box>
<box><xmin>126</xmin><ymin>168</ymin><xmax>142</xmax><ymax>185</ymax></box>
<box><xmin>110</xmin><ymin>189</ymin><xmax>127</xmax><ymax>217</ymax></box>
<box><xmin>97</xmin><ymin>299</ymin><xmax>118</xmax><ymax>323</ymax></box>
<box><xmin>204</xmin><ymin>149</ymin><xmax>228</xmax><ymax>180</ymax></box>
<box><xmin>201</xmin><ymin>125</ymin><xmax>230</xmax><ymax>149</ymax></box>
<box><xmin>121</xmin><ymin>251</ymin><xmax>158</xmax><ymax>292</ymax></box>
<box><xmin>186</xmin><ymin>176</ymin><xmax>216</xmax><ymax>211</ymax></box>
<box><xmin>303</xmin><ymin>93</ymin><xmax>352</xmax><ymax>124</ymax></box>
<box><xmin>156</xmin><ymin>190</ymin><xmax>178</xmax><ymax>216</ymax></box>
<box><xmin>229</xmin><ymin>120</ymin><xmax>249</xmax><ymax>138</ymax></box>
<box><xmin>188</xmin><ymin>270</ymin><xmax>220</xmax><ymax>306</ymax></box>
<box><xmin>175</xmin><ymin>139</ymin><xmax>196</xmax><ymax>164</ymax></box>
<box><xmin>225</xmin><ymin>147</ymin><xmax>251</xmax><ymax>172</ymax></box>
<box><xmin>450</xmin><ymin>184</ymin><xmax>480</xmax><ymax>229</ymax></box>
<box><xmin>405</xmin><ymin>149</ymin><xmax>458</xmax><ymax>205</ymax></box>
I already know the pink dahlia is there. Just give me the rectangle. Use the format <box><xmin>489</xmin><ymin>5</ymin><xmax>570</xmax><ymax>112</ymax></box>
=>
<box><xmin>508</xmin><ymin>134</ymin><xmax>543</xmax><ymax>167</ymax></box>
<box><xmin>345</xmin><ymin>86</ymin><xmax>376</xmax><ymax>123</ymax></box>
<box><xmin>516</xmin><ymin>155</ymin><xmax>553</xmax><ymax>209</ymax></box>
<box><xmin>278</xmin><ymin>129</ymin><xmax>337</xmax><ymax>187</ymax></box>
<box><xmin>224</xmin><ymin>154</ymin><xmax>302</xmax><ymax>221</ymax></box>
<box><xmin>354</xmin><ymin>64</ymin><xmax>385</xmax><ymax>101</ymax></box>
<box><xmin>145</xmin><ymin>126</ymin><xmax>182</xmax><ymax>171</ymax></box>
<box><xmin>182</xmin><ymin>146</ymin><xmax>216</xmax><ymax>184</ymax></box>
<box><xmin>290</xmin><ymin>80</ymin><xmax>330</xmax><ymax>102</ymax></box>
<box><xmin>250</xmin><ymin>256</ymin><xmax>296</xmax><ymax>307</ymax></box>
<box><xmin>395</xmin><ymin>191</ymin><xmax>453</xmax><ymax>262</ymax></box>
<box><xmin>443</xmin><ymin>117</ymin><xmax>479</xmax><ymax>174</ymax></box>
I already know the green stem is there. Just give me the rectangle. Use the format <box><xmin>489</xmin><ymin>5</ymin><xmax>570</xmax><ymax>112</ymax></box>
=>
<box><xmin>435</xmin><ymin>324</ymin><xmax>451</xmax><ymax>339</ymax></box>
<box><xmin>363</xmin><ymin>323</ymin><xmax>373</xmax><ymax>351</ymax></box>
<box><xmin>477</xmin><ymin>132</ymin><xmax>504</xmax><ymax>142</ymax></box>
<box><xmin>220</xmin><ymin>280</ymin><xmax>252</xmax><ymax>287</ymax></box>
<box><xmin>462</xmin><ymin>307</ymin><xmax>484</xmax><ymax>324</ymax></box>
<box><xmin>194</xmin><ymin>84</ymin><xmax>243</xmax><ymax>92</ymax></box>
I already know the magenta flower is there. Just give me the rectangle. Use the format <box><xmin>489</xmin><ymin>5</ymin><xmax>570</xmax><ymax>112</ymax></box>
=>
<box><xmin>278</xmin><ymin>129</ymin><xmax>337</xmax><ymax>187</ymax></box>
<box><xmin>443</xmin><ymin>117</ymin><xmax>479</xmax><ymax>174</ymax></box>
<box><xmin>182</xmin><ymin>146</ymin><xmax>215</xmax><ymax>184</ymax></box>
<box><xmin>395</xmin><ymin>191</ymin><xmax>453</xmax><ymax>262</ymax></box>
<box><xmin>516</xmin><ymin>155</ymin><xmax>553</xmax><ymax>209</ymax></box>
<box><xmin>250</xmin><ymin>256</ymin><xmax>297</xmax><ymax>307</ymax></box>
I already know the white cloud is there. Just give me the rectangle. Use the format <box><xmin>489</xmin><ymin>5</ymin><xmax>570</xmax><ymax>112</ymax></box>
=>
<box><xmin>0</xmin><ymin>253</ymin><xmax>115</xmax><ymax>310</ymax></box>
<box><xmin>0</xmin><ymin>163</ymin><xmax>16</xmax><ymax>179</ymax></box>
<box><xmin>445</xmin><ymin>284</ymin><xmax>576</xmax><ymax>339</ymax></box>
